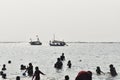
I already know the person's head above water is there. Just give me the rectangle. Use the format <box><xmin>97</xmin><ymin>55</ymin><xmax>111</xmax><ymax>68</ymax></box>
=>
<box><xmin>35</xmin><ymin>66</ymin><xmax>39</xmax><ymax>71</ymax></box>
<box><xmin>29</xmin><ymin>63</ymin><xmax>32</xmax><ymax>66</ymax></box>
<box><xmin>57</xmin><ymin>58</ymin><xmax>60</xmax><ymax>61</ymax></box>
<box><xmin>65</xmin><ymin>75</ymin><xmax>69</xmax><ymax>80</ymax></box>
<box><xmin>97</xmin><ymin>66</ymin><xmax>100</xmax><ymax>69</ymax></box>
<box><xmin>109</xmin><ymin>64</ymin><xmax>113</xmax><ymax>68</ymax></box>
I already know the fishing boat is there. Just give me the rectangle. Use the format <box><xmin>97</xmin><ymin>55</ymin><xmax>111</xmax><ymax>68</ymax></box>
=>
<box><xmin>29</xmin><ymin>35</ymin><xmax>42</xmax><ymax>45</ymax></box>
<box><xmin>49</xmin><ymin>40</ymin><xmax>66</xmax><ymax>46</ymax></box>
<box><xmin>49</xmin><ymin>35</ymin><xmax>66</xmax><ymax>46</ymax></box>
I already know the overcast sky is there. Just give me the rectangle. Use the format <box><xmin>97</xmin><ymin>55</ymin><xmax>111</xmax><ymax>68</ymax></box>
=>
<box><xmin>0</xmin><ymin>0</ymin><xmax>120</xmax><ymax>42</ymax></box>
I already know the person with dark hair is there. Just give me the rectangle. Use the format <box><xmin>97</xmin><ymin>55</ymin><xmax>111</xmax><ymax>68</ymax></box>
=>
<box><xmin>67</xmin><ymin>60</ymin><xmax>72</xmax><ymax>68</ymax></box>
<box><xmin>0</xmin><ymin>71</ymin><xmax>3</xmax><ymax>75</ymax></box>
<box><xmin>8</xmin><ymin>60</ymin><xmax>11</xmax><ymax>64</ymax></box>
<box><xmin>26</xmin><ymin>63</ymin><xmax>33</xmax><ymax>76</ymax></box>
<box><xmin>2</xmin><ymin>73</ymin><xmax>6</xmax><ymax>79</ymax></box>
<box><xmin>0</xmin><ymin>71</ymin><xmax>6</xmax><ymax>79</ymax></box>
<box><xmin>109</xmin><ymin>64</ymin><xmax>117</xmax><ymax>77</ymax></box>
<box><xmin>32</xmin><ymin>66</ymin><xmax>45</xmax><ymax>80</ymax></box>
<box><xmin>16</xmin><ymin>76</ymin><xmax>20</xmax><ymax>80</ymax></box>
<box><xmin>20</xmin><ymin>64</ymin><xmax>26</xmax><ymax>70</ymax></box>
<box><xmin>60</xmin><ymin>53</ymin><xmax>65</xmax><ymax>61</ymax></box>
<box><xmin>2</xmin><ymin>64</ymin><xmax>6</xmax><ymax>71</ymax></box>
<box><xmin>75</xmin><ymin>71</ymin><xmax>92</xmax><ymax>80</ymax></box>
<box><xmin>96</xmin><ymin>66</ymin><xmax>104</xmax><ymax>75</ymax></box>
<box><xmin>65</xmin><ymin>75</ymin><xmax>69</xmax><ymax>80</ymax></box>
<box><xmin>54</xmin><ymin>58</ymin><xmax>63</xmax><ymax>69</ymax></box>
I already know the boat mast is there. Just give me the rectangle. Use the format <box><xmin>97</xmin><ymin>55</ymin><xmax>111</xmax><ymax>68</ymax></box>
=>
<box><xmin>53</xmin><ymin>34</ymin><xmax>55</xmax><ymax>41</ymax></box>
<box><xmin>30</xmin><ymin>38</ymin><xmax>32</xmax><ymax>42</ymax></box>
<box><xmin>36</xmin><ymin>35</ymin><xmax>39</xmax><ymax>41</ymax></box>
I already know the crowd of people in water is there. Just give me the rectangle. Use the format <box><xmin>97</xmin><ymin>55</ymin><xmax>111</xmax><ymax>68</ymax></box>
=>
<box><xmin>0</xmin><ymin>53</ymin><xmax>118</xmax><ymax>80</ymax></box>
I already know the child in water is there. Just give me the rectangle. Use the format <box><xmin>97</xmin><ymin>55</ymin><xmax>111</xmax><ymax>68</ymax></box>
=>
<box><xmin>96</xmin><ymin>66</ymin><xmax>104</xmax><ymax>75</ymax></box>
<box><xmin>60</xmin><ymin>53</ymin><xmax>65</xmax><ymax>61</ymax></box>
<box><xmin>67</xmin><ymin>60</ymin><xmax>72</xmax><ymax>68</ymax></box>
<box><xmin>2</xmin><ymin>64</ymin><xmax>6</xmax><ymax>71</ymax></box>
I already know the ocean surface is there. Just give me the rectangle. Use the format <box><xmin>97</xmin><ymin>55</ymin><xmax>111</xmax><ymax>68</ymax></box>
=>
<box><xmin>0</xmin><ymin>42</ymin><xmax>120</xmax><ymax>80</ymax></box>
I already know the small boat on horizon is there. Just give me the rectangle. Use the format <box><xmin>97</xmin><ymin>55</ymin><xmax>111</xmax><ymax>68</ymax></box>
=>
<box><xmin>49</xmin><ymin>35</ymin><xmax>67</xmax><ymax>46</ymax></box>
<box><xmin>49</xmin><ymin>40</ymin><xmax>66</xmax><ymax>46</ymax></box>
<box><xmin>29</xmin><ymin>35</ymin><xmax>42</xmax><ymax>45</ymax></box>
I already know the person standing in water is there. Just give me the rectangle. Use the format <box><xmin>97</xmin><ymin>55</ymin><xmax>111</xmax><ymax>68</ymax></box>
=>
<box><xmin>109</xmin><ymin>64</ymin><xmax>117</xmax><ymax>77</ymax></box>
<box><xmin>32</xmin><ymin>66</ymin><xmax>45</xmax><ymax>80</ymax></box>
<box><xmin>27</xmin><ymin>63</ymin><xmax>33</xmax><ymax>76</ymax></box>
<box><xmin>67</xmin><ymin>60</ymin><xmax>72</xmax><ymax>68</ymax></box>
<box><xmin>54</xmin><ymin>58</ymin><xmax>63</xmax><ymax>69</ymax></box>
<box><xmin>2</xmin><ymin>64</ymin><xmax>6</xmax><ymax>71</ymax></box>
<box><xmin>60</xmin><ymin>53</ymin><xmax>65</xmax><ymax>61</ymax></box>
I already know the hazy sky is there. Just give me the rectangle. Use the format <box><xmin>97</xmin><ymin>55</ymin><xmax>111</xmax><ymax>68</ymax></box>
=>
<box><xmin>0</xmin><ymin>0</ymin><xmax>120</xmax><ymax>42</ymax></box>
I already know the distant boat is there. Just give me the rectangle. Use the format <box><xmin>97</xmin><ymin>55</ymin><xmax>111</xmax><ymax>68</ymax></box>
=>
<box><xmin>29</xmin><ymin>35</ymin><xmax>42</xmax><ymax>45</ymax></box>
<box><xmin>49</xmin><ymin>35</ymin><xmax>67</xmax><ymax>46</ymax></box>
<box><xmin>49</xmin><ymin>40</ymin><xmax>66</xmax><ymax>46</ymax></box>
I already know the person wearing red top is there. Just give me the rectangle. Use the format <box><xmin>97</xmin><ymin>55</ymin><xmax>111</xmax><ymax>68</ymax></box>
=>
<box><xmin>75</xmin><ymin>71</ymin><xmax>92</xmax><ymax>80</ymax></box>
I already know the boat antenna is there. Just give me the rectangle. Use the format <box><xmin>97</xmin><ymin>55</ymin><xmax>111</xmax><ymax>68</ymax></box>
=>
<box><xmin>36</xmin><ymin>35</ymin><xmax>39</xmax><ymax>41</ymax></box>
<box><xmin>53</xmin><ymin>34</ymin><xmax>55</xmax><ymax>41</ymax></box>
<box><xmin>36</xmin><ymin>35</ymin><xmax>38</xmax><ymax>37</ymax></box>
<box><xmin>30</xmin><ymin>38</ymin><xmax>32</xmax><ymax>42</ymax></box>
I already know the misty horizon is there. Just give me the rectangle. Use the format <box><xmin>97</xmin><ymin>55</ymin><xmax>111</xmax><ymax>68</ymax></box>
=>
<box><xmin>0</xmin><ymin>0</ymin><xmax>120</xmax><ymax>42</ymax></box>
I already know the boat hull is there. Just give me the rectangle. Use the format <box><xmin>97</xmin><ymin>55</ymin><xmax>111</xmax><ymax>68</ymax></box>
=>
<box><xmin>29</xmin><ymin>41</ymin><xmax>42</xmax><ymax>45</ymax></box>
<box><xmin>49</xmin><ymin>41</ymin><xmax>66</xmax><ymax>46</ymax></box>
<box><xmin>50</xmin><ymin>44</ymin><xmax>65</xmax><ymax>46</ymax></box>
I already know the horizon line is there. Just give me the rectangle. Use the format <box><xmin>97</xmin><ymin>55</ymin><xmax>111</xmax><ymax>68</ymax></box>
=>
<box><xmin>0</xmin><ymin>41</ymin><xmax>120</xmax><ymax>43</ymax></box>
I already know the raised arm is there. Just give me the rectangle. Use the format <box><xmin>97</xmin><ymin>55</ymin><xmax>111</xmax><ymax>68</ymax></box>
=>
<box><xmin>40</xmin><ymin>70</ymin><xmax>45</xmax><ymax>75</ymax></box>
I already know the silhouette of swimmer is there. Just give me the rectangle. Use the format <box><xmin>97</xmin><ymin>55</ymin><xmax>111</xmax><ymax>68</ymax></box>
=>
<box><xmin>109</xmin><ymin>64</ymin><xmax>117</xmax><ymax>77</ymax></box>
<box><xmin>16</xmin><ymin>76</ymin><xmax>20</xmax><ymax>80</ymax></box>
<box><xmin>75</xmin><ymin>71</ymin><xmax>92</xmax><ymax>80</ymax></box>
<box><xmin>54</xmin><ymin>58</ymin><xmax>63</xmax><ymax>69</ymax></box>
<box><xmin>65</xmin><ymin>75</ymin><xmax>69</xmax><ymax>80</ymax></box>
<box><xmin>25</xmin><ymin>63</ymin><xmax>33</xmax><ymax>76</ymax></box>
<box><xmin>2</xmin><ymin>64</ymin><xmax>6</xmax><ymax>71</ymax></box>
<box><xmin>20</xmin><ymin>64</ymin><xmax>26</xmax><ymax>70</ymax></box>
<box><xmin>0</xmin><ymin>71</ymin><xmax>3</xmax><ymax>75</ymax></box>
<box><xmin>67</xmin><ymin>60</ymin><xmax>72</xmax><ymax>68</ymax></box>
<box><xmin>8</xmin><ymin>60</ymin><xmax>11</xmax><ymax>64</ymax></box>
<box><xmin>32</xmin><ymin>66</ymin><xmax>45</xmax><ymax>80</ymax></box>
<box><xmin>1</xmin><ymin>73</ymin><xmax>6</xmax><ymax>79</ymax></box>
<box><xmin>60</xmin><ymin>53</ymin><xmax>65</xmax><ymax>61</ymax></box>
<box><xmin>0</xmin><ymin>71</ymin><xmax>6</xmax><ymax>79</ymax></box>
<box><xmin>96</xmin><ymin>66</ymin><xmax>104</xmax><ymax>75</ymax></box>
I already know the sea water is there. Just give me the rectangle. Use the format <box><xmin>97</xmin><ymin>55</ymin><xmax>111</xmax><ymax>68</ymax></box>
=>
<box><xmin>0</xmin><ymin>42</ymin><xmax>120</xmax><ymax>80</ymax></box>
